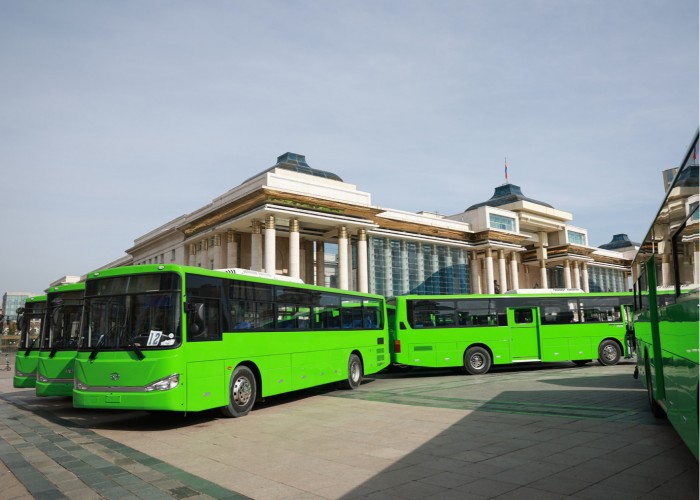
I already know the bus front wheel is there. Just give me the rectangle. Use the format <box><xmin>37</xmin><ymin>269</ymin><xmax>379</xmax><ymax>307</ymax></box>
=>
<box><xmin>341</xmin><ymin>353</ymin><xmax>363</xmax><ymax>390</ymax></box>
<box><xmin>221</xmin><ymin>365</ymin><xmax>257</xmax><ymax>418</ymax></box>
<box><xmin>645</xmin><ymin>359</ymin><xmax>665</xmax><ymax>418</ymax></box>
<box><xmin>464</xmin><ymin>347</ymin><xmax>491</xmax><ymax>375</ymax></box>
<box><xmin>598</xmin><ymin>340</ymin><xmax>621</xmax><ymax>366</ymax></box>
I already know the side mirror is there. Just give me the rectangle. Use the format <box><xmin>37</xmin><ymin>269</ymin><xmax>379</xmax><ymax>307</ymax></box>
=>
<box><xmin>51</xmin><ymin>308</ymin><xmax>61</xmax><ymax>329</ymax></box>
<box><xmin>186</xmin><ymin>302</ymin><xmax>206</xmax><ymax>335</ymax></box>
<box><xmin>17</xmin><ymin>314</ymin><xmax>25</xmax><ymax>332</ymax></box>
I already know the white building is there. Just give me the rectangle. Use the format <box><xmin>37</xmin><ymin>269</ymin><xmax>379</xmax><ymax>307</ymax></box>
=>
<box><xmin>118</xmin><ymin>152</ymin><xmax>632</xmax><ymax>296</ymax></box>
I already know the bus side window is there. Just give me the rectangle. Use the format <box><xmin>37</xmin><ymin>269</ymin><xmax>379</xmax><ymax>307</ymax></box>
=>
<box><xmin>514</xmin><ymin>310</ymin><xmax>533</xmax><ymax>324</ymax></box>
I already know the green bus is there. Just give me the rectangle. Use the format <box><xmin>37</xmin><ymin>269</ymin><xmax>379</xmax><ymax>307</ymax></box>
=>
<box><xmin>73</xmin><ymin>264</ymin><xmax>389</xmax><ymax>416</ymax></box>
<box><xmin>13</xmin><ymin>295</ymin><xmax>47</xmax><ymax>388</ymax></box>
<box><xmin>389</xmin><ymin>291</ymin><xmax>634</xmax><ymax>374</ymax></box>
<box><xmin>633</xmin><ymin>130</ymin><xmax>698</xmax><ymax>460</ymax></box>
<box><xmin>36</xmin><ymin>282</ymin><xmax>86</xmax><ymax>397</ymax></box>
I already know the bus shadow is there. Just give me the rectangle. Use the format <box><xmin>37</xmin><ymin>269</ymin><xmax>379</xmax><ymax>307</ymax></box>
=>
<box><xmin>337</xmin><ymin>387</ymin><xmax>698</xmax><ymax>499</ymax></box>
<box><xmin>0</xmin><ymin>378</ymin><xmax>383</xmax><ymax>433</ymax></box>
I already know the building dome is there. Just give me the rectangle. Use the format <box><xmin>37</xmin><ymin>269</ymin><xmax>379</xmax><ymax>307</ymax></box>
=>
<box><xmin>246</xmin><ymin>152</ymin><xmax>343</xmax><ymax>183</ymax></box>
<box><xmin>599</xmin><ymin>233</ymin><xmax>639</xmax><ymax>250</ymax></box>
<box><xmin>466</xmin><ymin>183</ymin><xmax>553</xmax><ymax>211</ymax></box>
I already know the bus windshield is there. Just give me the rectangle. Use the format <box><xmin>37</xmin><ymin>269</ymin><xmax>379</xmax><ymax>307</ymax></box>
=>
<box><xmin>17</xmin><ymin>301</ymin><xmax>44</xmax><ymax>350</ymax></box>
<box><xmin>80</xmin><ymin>273</ymin><xmax>182</xmax><ymax>350</ymax></box>
<box><xmin>43</xmin><ymin>291</ymin><xmax>83</xmax><ymax>349</ymax></box>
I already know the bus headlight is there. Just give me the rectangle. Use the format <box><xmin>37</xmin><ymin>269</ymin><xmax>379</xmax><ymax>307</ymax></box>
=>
<box><xmin>145</xmin><ymin>374</ymin><xmax>180</xmax><ymax>392</ymax></box>
<box><xmin>38</xmin><ymin>374</ymin><xmax>49</xmax><ymax>383</ymax></box>
<box><xmin>75</xmin><ymin>380</ymin><xmax>88</xmax><ymax>391</ymax></box>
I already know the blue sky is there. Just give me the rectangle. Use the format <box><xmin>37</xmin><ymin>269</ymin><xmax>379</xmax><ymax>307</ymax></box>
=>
<box><xmin>1</xmin><ymin>0</ymin><xmax>698</xmax><ymax>295</ymax></box>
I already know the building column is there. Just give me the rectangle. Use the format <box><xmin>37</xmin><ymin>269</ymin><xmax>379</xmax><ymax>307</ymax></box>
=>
<box><xmin>510</xmin><ymin>252</ymin><xmax>519</xmax><ymax>291</ymax></box>
<box><xmin>226</xmin><ymin>231</ymin><xmax>238</xmax><ymax>269</ymax></box>
<box><xmin>485</xmin><ymin>249</ymin><xmax>495</xmax><ymax>294</ymax></box>
<box><xmin>581</xmin><ymin>262</ymin><xmax>590</xmax><ymax>292</ymax></box>
<box><xmin>200</xmin><ymin>238</ymin><xmax>209</xmax><ymax>269</ymax></box>
<box><xmin>572</xmin><ymin>261</ymin><xmax>581</xmax><ymax>289</ymax></box>
<box><xmin>338</xmin><ymin>226</ymin><xmax>349</xmax><ymax>290</ymax></box>
<box><xmin>563</xmin><ymin>259</ymin><xmax>572</xmax><ymax>289</ymax></box>
<box><xmin>211</xmin><ymin>233</ymin><xmax>224</xmax><ymax>270</ymax></box>
<box><xmin>539</xmin><ymin>260</ymin><xmax>548</xmax><ymax>289</ymax></box>
<box><xmin>497</xmin><ymin>250</ymin><xmax>507</xmax><ymax>294</ymax></box>
<box><xmin>470</xmin><ymin>251</ymin><xmax>482</xmax><ymax>294</ymax></box>
<box><xmin>316</xmin><ymin>241</ymin><xmax>325</xmax><ymax>286</ymax></box>
<box><xmin>289</xmin><ymin>219</ymin><xmax>300</xmax><ymax>279</ymax></box>
<box><xmin>251</xmin><ymin>219</ymin><xmax>263</xmax><ymax>272</ymax></box>
<box><xmin>458</xmin><ymin>249</ymin><xmax>467</xmax><ymax>293</ymax></box>
<box><xmin>661</xmin><ymin>252</ymin><xmax>672</xmax><ymax>287</ymax></box>
<box><xmin>357</xmin><ymin>229</ymin><xmax>368</xmax><ymax>293</ymax></box>
<box><xmin>187</xmin><ymin>243</ymin><xmax>196</xmax><ymax>267</ymax></box>
<box><xmin>264</xmin><ymin>215</ymin><xmax>276</xmax><ymax>274</ymax></box>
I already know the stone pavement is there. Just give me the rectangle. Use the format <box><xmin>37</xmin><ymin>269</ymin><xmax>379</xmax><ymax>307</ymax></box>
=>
<box><xmin>0</xmin><ymin>354</ymin><xmax>697</xmax><ymax>499</ymax></box>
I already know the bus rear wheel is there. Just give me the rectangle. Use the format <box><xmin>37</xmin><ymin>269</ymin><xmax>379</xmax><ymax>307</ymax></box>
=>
<box><xmin>598</xmin><ymin>340</ymin><xmax>621</xmax><ymax>366</ymax></box>
<box><xmin>464</xmin><ymin>346</ymin><xmax>491</xmax><ymax>375</ymax></box>
<box><xmin>340</xmin><ymin>353</ymin><xmax>363</xmax><ymax>390</ymax></box>
<box><xmin>221</xmin><ymin>365</ymin><xmax>257</xmax><ymax>418</ymax></box>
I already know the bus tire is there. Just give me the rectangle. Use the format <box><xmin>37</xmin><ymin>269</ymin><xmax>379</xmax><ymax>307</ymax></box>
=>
<box><xmin>645</xmin><ymin>359</ymin><xmax>665</xmax><ymax>418</ymax></box>
<box><xmin>221</xmin><ymin>365</ymin><xmax>256</xmax><ymax>418</ymax></box>
<box><xmin>464</xmin><ymin>346</ymin><xmax>491</xmax><ymax>375</ymax></box>
<box><xmin>598</xmin><ymin>340</ymin><xmax>621</xmax><ymax>366</ymax></box>
<box><xmin>341</xmin><ymin>353</ymin><xmax>363</xmax><ymax>390</ymax></box>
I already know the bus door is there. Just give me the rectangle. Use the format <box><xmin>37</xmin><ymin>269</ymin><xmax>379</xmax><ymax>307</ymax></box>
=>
<box><xmin>508</xmin><ymin>308</ymin><xmax>540</xmax><ymax>360</ymax></box>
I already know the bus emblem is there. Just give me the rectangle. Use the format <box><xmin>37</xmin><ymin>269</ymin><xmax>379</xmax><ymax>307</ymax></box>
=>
<box><xmin>110</xmin><ymin>373</ymin><xmax>120</xmax><ymax>381</ymax></box>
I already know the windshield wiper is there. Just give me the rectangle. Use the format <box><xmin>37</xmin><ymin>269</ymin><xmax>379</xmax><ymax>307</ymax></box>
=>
<box><xmin>88</xmin><ymin>335</ymin><xmax>105</xmax><ymax>361</ymax></box>
<box><xmin>24</xmin><ymin>338</ymin><xmax>37</xmax><ymax>356</ymax></box>
<box><xmin>49</xmin><ymin>339</ymin><xmax>64</xmax><ymax>359</ymax></box>
<box><xmin>127</xmin><ymin>340</ymin><xmax>145</xmax><ymax>360</ymax></box>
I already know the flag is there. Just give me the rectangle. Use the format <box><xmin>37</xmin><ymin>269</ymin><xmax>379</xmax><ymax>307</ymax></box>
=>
<box><xmin>504</xmin><ymin>158</ymin><xmax>508</xmax><ymax>182</ymax></box>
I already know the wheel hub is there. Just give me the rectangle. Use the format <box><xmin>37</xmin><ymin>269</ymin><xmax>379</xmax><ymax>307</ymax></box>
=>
<box><xmin>233</xmin><ymin>376</ymin><xmax>252</xmax><ymax>405</ymax></box>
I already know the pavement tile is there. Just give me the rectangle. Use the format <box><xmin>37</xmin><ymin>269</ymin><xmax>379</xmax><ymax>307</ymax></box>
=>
<box><xmin>0</xmin><ymin>359</ymin><xmax>697</xmax><ymax>500</ymax></box>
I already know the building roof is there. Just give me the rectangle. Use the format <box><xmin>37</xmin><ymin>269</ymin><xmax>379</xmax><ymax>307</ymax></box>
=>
<box><xmin>599</xmin><ymin>233</ymin><xmax>639</xmax><ymax>250</ymax></box>
<box><xmin>466</xmin><ymin>183</ymin><xmax>553</xmax><ymax>211</ymax></box>
<box><xmin>245</xmin><ymin>153</ymin><xmax>343</xmax><ymax>183</ymax></box>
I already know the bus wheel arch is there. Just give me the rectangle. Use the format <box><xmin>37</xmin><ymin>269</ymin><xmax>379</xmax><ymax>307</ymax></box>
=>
<box><xmin>340</xmin><ymin>351</ymin><xmax>363</xmax><ymax>390</ymax></box>
<box><xmin>463</xmin><ymin>344</ymin><xmax>492</xmax><ymax>375</ymax></box>
<box><xmin>221</xmin><ymin>363</ymin><xmax>259</xmax><ymax>418</ymax></box>
<box><xmin>598</xmin><ymin>338</ymin><xmax>622</xmax><ymax>366</ymax></box>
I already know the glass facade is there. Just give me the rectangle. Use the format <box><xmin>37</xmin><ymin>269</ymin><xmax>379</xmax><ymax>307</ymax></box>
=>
<box><xmin>587</xmin><ymin>265</ymin><xmax>626</xmax><ymax>292</ymax></box>
<box><xmin>489</xmin><ymin>214</ymin><xmax>516</xmax><ymax>231</ymax></box>
<box><xmin>368</xmin><ymin>237</ymin><xmax>469</xmax><ymax>297</ymax></box>
<box><xmin>2</xmin><ymin>293</ymin><xmax>32</xmax><ymax>322</ymax></box>
<box><xmin>567</xmin><ymin>230</ymin><xmax>587</xmax><ymax>245</ymax></box>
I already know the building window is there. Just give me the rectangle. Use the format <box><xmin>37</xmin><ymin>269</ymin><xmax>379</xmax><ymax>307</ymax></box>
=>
<box><xmin>588</xmin><ymin>265</ymin><xmax>625</xmax><ymax>292</ymax></box>
<box><xmin>689</xmin><ymin>201</ymin><xmax>699</xmax><ymax>221</ymax></box>
<box><xmin>368</xmin><ymin>237</ymin><xmax>471</xmax><ymax>296</ymax></box>
<box><xmin>489</xmin><ymin>214</ymin><xmax>515</xmax><ymax>231</ymax></box>
<box><xmin>567</xmin><ymin>230</ymin><xmax>587</xmax><ymax>246</ymax></box>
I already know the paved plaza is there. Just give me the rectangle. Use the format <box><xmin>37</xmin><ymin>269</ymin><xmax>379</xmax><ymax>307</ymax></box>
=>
<box><xmin>0</xmin><ymin>357</ymin><xmax>697</xmax><ymax>499</ymax></box>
